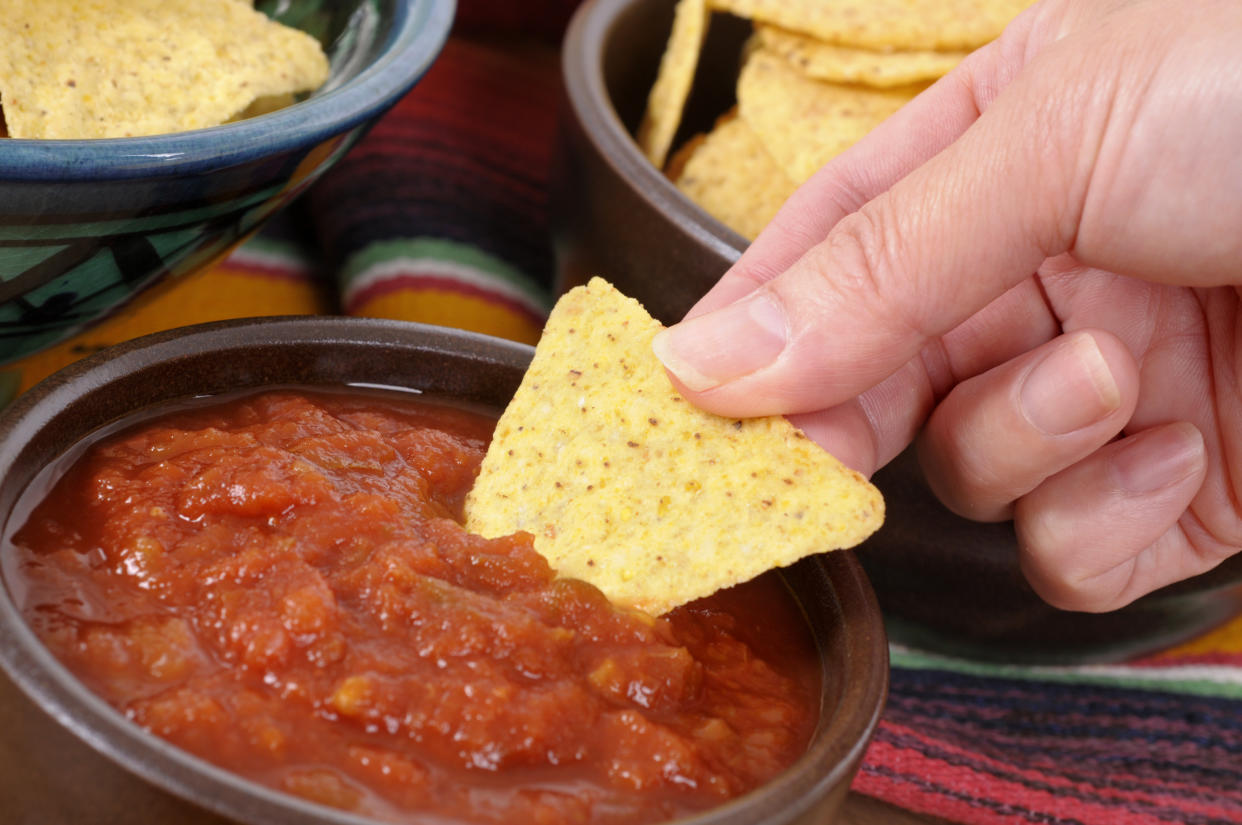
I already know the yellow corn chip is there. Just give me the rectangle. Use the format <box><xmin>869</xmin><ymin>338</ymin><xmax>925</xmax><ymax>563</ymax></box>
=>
<box><xmin>465</xmin><ymin>278</ymin><xmax>884</xmax><ymax>616</ymax></box>
<box><xmin>0</xmin><ymin>0</ymin><xmax>330</xmax><ymax>139</ymax></box>
<box><xmin>738</xmin><ymin>49</ymin><xmax>920</xmax><ymax>184</ymax></box>
<box><xmin>636</xmin><ymin>0</ymin><xmax>711</xmax><ymax>170</ymax></box>
<box><xmin>756</xmin><ymin>25</ymin><xmax>966</xmax><ymax>88</ymax></box>
<box><xmin>673</xmin><ymin>111</ymin><xmax>796</xmax><ymax>241</ymax></box>
<box><xmin>711</xmin><ymin>0</ymin><xmax>1034</xmax><ymax>51</ymax></box>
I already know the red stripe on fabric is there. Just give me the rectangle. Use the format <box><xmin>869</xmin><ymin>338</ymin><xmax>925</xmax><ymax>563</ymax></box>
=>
<box><xmin>854</xmin><ymin>768</ymin><xmax>1015</xmax><ymax>825</ymax></box>
<box><xmin>859</xmin><ymin>725</ymin><xmax>1242</xmax><ymax>824</ymax></box>
<box><xmin>885</xmin><ymin>720</ymin><xmax>1242</xmax><ymax>816</ymax></box>
<box><xmin>881</xmin><ymin>703</ymin><xmax>1242</xmax><ymax>806</ymax></box>
<box><xmin>373</xmin><ymin>39</ymin><xmax>561</xmax><ymax>159</ymax></box>
<box><xmin>346</xmin><ymin>272</ymin><xmax>545</xmax><ymax>326</ymax></box>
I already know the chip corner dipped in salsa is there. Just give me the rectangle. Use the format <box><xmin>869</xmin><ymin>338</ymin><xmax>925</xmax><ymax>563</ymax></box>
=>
<box><xmin>5</xmin><ymin>388</ymin><xmax>821</xmax><ymax>824</ymax></box>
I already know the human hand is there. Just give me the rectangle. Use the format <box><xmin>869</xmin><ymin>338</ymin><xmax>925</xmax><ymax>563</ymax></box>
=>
<box><xmin>652</xmin><ymin>0</ymin><xmax>1242</xmax><ymax>612</ymax></box>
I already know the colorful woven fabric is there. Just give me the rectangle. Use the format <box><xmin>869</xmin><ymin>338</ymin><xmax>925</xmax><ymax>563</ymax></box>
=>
<box><xmin>858</xmin><ymin>622</ymin><xmax>1242</xmax><ymax>824</ymax></box>
<box><xmin>304</xmin><ymin>36</ymin><xmax>560</xmax><ymax>345</ymax></box>
<box><xmin>5</xmin><ymin>4</ymin><xmax>1242</xmax><ymax>824</ymax></box>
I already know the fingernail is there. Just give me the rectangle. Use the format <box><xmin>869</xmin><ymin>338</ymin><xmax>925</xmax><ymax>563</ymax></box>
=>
<box><xmin>1112</xmin><ymin>422</ymin><xmax>1205</xmax><ymax>493</ymax></box>
<box><xmin>1020</xmin><ymin>333</ymin><xmax>1120</xmax><ymax>435</ymax></box>
<box><xmin>652</xmin><ymin>293</ymin><xmax>787</xmax><ymax>392</ymax></box>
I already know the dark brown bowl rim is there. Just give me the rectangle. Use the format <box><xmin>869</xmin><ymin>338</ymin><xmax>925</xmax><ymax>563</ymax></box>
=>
<box><xmin>0</xmin><ymin>316</ymin><xmax>887</xmax><ymax>825</ymax></box>
<box><xmin>562</xmin><ymin>0</ymin><xmax>749</xmax><ymax>260</ymax></box>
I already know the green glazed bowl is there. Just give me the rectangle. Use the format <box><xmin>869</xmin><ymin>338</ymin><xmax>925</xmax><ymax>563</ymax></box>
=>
<box><xmin>0</xmin><ymin>0</ymin><xmax>453</xmax><ymax>364</ymax></box>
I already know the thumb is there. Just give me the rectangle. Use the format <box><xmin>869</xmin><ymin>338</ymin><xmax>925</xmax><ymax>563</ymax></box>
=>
<box><xmin>653</xmin><ymin>31</ymin><xmax>1120</xmax><ymax>418</ymax></box>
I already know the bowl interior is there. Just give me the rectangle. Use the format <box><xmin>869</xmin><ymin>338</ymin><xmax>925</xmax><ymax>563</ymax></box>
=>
<box><xmin>599</xmin><ymin>0</ymin><xmax>751</xmax><ymax>166</ymax></box>
<box><xmin>0</xmin><ymin>317</ymin><xmax>887</xmax><ymax>825</ymax></box>
<box><xmin>553</xmin><ymin>0</ymin><xmax>750</xmax><ymax>325</ymax></box>
<box><xmin>261</xmin><ymin>0</ymin><xmax>421</xmax><ymax>103</ymax></box>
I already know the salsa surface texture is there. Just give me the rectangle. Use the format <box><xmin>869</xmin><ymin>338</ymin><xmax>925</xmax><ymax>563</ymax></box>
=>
<box><xmin>9</xmin><ymin>390</ymin><xmax>819</xmax><ymax>824</ymax></box>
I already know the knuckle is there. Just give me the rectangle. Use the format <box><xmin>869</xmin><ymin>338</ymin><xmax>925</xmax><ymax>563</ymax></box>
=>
<box><xmin>1014</xmin><ymin>508</ymin><xmax>1122</xmax><ymax>612</ymax></box>
<box><xmin>918</xmin><ymin>427</ymin><xmax>1010</xmax><ymax>522</ymax></box>
<box><xmin>795</xmin><ymin>205</ymin><xmax>921</xmax><ymax>338</ymax></box>
<box><xmin>823</xmin><ymin>209</ymin><xmax>892</xmax><ymax>300</ymax></box>
<box><xmin>917</xmin><ymin>385</ymin><xmax>1028</xmax><ymax>522</ymax></box>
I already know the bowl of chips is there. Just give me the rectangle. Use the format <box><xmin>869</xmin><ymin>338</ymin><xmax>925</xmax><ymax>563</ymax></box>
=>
<box><xmin>0</xmin><ymin>307</ymin><xmax>889</xmax><ymax>825</ymax></box>
<box><xmin>0</xmin><ymin>0</ymin><xmax>453</xmax><ymax>365</ymax></box>
<box><xmin>554</xmin><ymin>0</ymin><xmax>1242</xmax><ymax>663</ymax></box>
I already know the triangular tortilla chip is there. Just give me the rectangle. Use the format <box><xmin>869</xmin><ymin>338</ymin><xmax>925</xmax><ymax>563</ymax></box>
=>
<box><xmin>465</xmin><ymin>278</ymin><xmax>883</xmax><ymax>615</ymax></box>
<box><xmin>635</xmin><ymin>0</ymin><xmax>711</xmax><ymax>170</ymax></box>
<box><xmin>710</xmin><ymin>0</ymin><xmax>1033</xmax><ymax>51</ymax></box>
<box><xmin>755</xmin><ymin>24</ymin><xmax>967</xmax><ymax>88</ymax></box>
<box><xmin>672</xmin><ymin>110</ymin><xmax>796</xmax><ymax>241</ymax></box>
<box><xmin>738</xmin><ymin>49</ymin><xmax>920</xmax><ymax>184</ymax></box>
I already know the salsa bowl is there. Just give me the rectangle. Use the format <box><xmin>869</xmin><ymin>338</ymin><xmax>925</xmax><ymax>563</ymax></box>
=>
<box><xmin>0</xmin><ymin>317</ymin><xmax>888</xmax><ymax>825</ymax></box>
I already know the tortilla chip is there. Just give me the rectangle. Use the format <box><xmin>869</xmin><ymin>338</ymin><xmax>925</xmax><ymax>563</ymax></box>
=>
<box><xmin>738</xmin><ymin>49</ymin><xmax>920</xmax><ymax>184</ymax></box>
<box><xmin>673</xmin><ymin>111</ymin><xmax>796</xmax><ymax>240</ymax></box>
<box><xmin>465</xmin><ymin>278</ymin><xmax>883</xmax><ymax>616</ymax></box>
<box><xmin>663</xmin><ymin>131</ymin><xmax>706</xmax><ymax>182</ymax></box>
<box><xmin>756</xmin><ymin>25</ymin><xmax>966</xmax><ymax>88</ymax></box>
<box><xmin>636</xmin><ymin>0</ymin><xmax>711</xmax><ymax>170</ymax></box>
<box><xmin>0</xmin><ymin>0</ymin><xmax>330</xmax><ymax>139</ymax></box>
<box><xmin>710</xmin><ymin>0</ymin><xmax>1034</xmax><ymax>51</ymax></box>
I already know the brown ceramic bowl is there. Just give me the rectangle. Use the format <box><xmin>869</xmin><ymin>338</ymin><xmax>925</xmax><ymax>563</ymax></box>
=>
<box><xmin>554</xmin><ymin>0</ymin><xmax>1242</xmax><ymax>663</ymax></box>
<box><xmin>0</xmin><ymin>317</ymin><xmax>888</xmax><ymax>825</ymax></box>
<box><xmin>552</xmin><ymin>0</ymin><xmax>752</xmax><ymax>322</ymax></box>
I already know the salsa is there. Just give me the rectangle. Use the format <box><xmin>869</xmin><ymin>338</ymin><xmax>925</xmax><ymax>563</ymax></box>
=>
<box><xmin>7</xmin><ymin>390</ymin><xmax>820</xmax><ymax>824</ymax></box>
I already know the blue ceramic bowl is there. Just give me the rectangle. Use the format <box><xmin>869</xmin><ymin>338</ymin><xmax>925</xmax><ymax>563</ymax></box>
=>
<box><xmin>0</xmin><ymin>0</ymin><xmax>453</xmax><ymax>364</ymax></box>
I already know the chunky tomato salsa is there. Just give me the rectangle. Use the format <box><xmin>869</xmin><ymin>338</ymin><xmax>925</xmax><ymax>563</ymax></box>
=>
<box><xmin>8</xmin><ymin>390</ymin><xmax>819</xmax><ymax>824</ymax></box>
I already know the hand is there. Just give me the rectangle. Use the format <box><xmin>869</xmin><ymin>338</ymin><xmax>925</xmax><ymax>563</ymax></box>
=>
<box><xmin>652</xmin><ymin>0</ymin><xmax>1242</xmax><ymax>612</ymax></box>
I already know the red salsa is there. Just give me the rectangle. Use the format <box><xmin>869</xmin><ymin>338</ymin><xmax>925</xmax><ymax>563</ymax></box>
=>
<box><xmin>8</xmin><ymin>390</ymin><xmax>819</xmax><ymax>824</ymax></box>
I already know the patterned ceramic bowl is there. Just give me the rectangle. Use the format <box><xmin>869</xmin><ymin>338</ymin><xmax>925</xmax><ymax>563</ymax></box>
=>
<box><xmin>0</xmin><ymin>0</ymin><xmax>453</xmax><ymax>364</ymax></box>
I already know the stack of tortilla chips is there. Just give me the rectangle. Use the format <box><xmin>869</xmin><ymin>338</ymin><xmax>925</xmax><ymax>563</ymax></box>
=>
<box><xmin>637</xmin><ymin>0</ymin><xmax>1034</xmax><ymax>240</ymax></box>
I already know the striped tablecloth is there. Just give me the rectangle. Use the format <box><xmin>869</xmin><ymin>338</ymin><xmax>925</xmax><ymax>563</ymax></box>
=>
<box><xmin>4</xmin><ymin>5</ymin><xmax>1241</xmax><ymax>823</ymax></box>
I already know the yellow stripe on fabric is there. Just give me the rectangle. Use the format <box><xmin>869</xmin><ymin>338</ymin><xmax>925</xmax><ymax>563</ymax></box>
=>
<box><xmin>9</xmin><ymin>262</ymin><xmax>330</xmax><ymax>394</ymax></box>
<box><xmin>352</xmin><ymin>288</ymin><xmax>542</xmax><ymax>345</ymax></box>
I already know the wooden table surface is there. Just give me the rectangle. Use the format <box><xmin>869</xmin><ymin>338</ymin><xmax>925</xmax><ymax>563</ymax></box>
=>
<box><xmin>840</xmin><ymin>794</ymin><xmax>950</xmax><ymax>825</ymax></box>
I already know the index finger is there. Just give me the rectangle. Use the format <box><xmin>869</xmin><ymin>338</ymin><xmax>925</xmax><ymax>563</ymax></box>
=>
<box><xmin>656</xmin><ymin>13</ymin><xmax>1122</xmax><ymax>417</ymax></box>
<box><xmin>686</xmin><ymin>4</ymin><xmax>1043</xmax><ymax>319</ymax></box>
